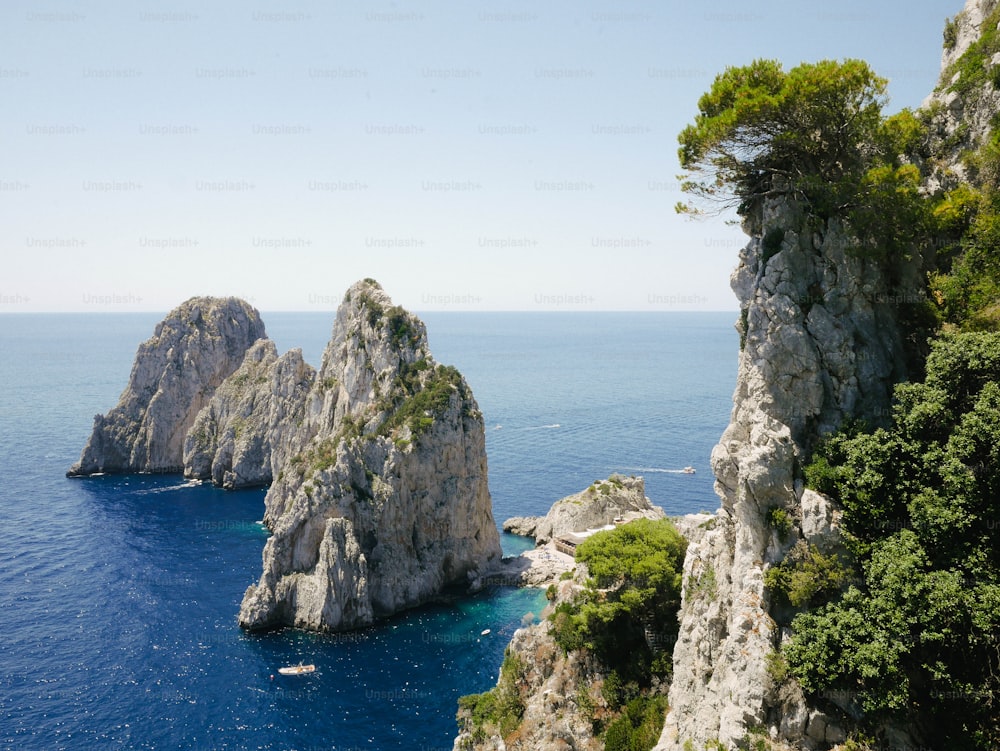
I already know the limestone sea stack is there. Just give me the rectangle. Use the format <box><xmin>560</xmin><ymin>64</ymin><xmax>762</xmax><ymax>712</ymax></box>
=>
<box><xmin>237</xmin><ymin>279</ymin><xmax>502</xmax><ymax>632</ymax></box>
<box><xmin>182</xmin><ymin>339</ymin><xmax>316</xmax><ymax>489</ymax></box>
<box><xmin>67</xmin><ymin>297</ymin><xmax>266</xmax><ymax>476</ymax></box>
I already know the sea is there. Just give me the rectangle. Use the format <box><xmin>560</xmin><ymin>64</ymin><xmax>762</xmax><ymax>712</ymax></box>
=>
<box><xmin>0</xmin><ymin>311</ymin><xmax>737</xmax><ymax>751</ymax></box>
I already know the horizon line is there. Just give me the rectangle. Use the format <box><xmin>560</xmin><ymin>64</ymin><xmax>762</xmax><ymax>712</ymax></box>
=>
<box><xmin>0</xmin><ymin>307</ymin><xmax>742</xmax><ymax>315</ymax></box>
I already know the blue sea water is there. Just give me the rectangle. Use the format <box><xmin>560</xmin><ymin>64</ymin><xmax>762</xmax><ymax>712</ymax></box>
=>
<box><xmin>0</xmin><ymin>312</ymin><xmax>736</xmax><ymax>750</ymax></box>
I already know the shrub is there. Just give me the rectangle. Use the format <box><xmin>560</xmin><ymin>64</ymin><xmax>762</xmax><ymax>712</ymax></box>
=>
<box><xmin>782</xmin><ymin>333</ymin><xmax>1000</xmax><ymax>747</ymax></box>
<box><xmin>548</xmin><ymin>519</ymin><xmax>687</xmax><ymax>682</ymax></box>
<box><xmin>456</xmin><ymin>649</ymin><xmax>527</xmax><ymax>740</ymax></box>
<box><xmin>943</xmin><ymin>15</ymin><xmax>960</xmax><ymax>50</ymax></box>
<box><xmin>766</xmin><ymin>507</ymin><xmax>793</xmax><ymax>543</ymax></box>
<box><xmin>763</xmin><ymin>541</ymin><xmax>851</xmax><ymax>609</ymax></box>
<box><xmin>602</xmin><ymin>695</ymin><xmax>668</xmax><ymax>751</ymax></box>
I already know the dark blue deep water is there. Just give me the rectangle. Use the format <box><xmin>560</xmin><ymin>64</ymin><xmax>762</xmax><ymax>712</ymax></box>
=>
<box><xmin>0</xmin><ymin>312</ymin><xmax>736</xmax><ymax>750</ymax></box>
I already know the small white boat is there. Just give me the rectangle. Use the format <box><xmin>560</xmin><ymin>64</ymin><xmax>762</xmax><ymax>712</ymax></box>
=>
<box><xmin>682</xmin><ymin>466</ymin><xmax>696</xmax><ymax>474</ymax></box>
<box><xmin>481</xmin><ymin>628</ymin><xmax>491</xmax><ymax>636</ymax></box>
<box><xmin>278</xmin><ymin>663</ymin><xmax>316</xmax><ymax>675</ymax></box>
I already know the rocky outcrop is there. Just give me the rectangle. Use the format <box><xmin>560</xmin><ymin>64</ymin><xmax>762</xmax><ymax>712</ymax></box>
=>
<box><xmin>657</xmin><ymin>6</ymin><xmax>999</xmax><ymax>749</ymax></box>
<box><xmin>68</xmin><ymin>297</ymin><xmax>266</xmax><ymax>476</ymax></box>
<box><xmin>656</xmin><ymin>195</ymin><xmax>919</xmax><ymax>749</ymax></box>
<box><xmin>454</xmin><ymin>583</ymin><xmax>606</xmax><ymax>751</ymax></box>
<box><xmin>923</xmin><ymin>0</ymin><xmax>1000</xmax><ymax>186</ymax></box>
<box><xmin>182</xmin><ymin>339</ymin><xmax>315</xmax><ymax>489</ymax></box>
<box><xmin>503</xmin><ymin>475</ymin><xmax>664</xmax><ymax>544</ymax></box>
<box><xmin>238</xmin><ymin>279</ymin><xmax>502</xmax><ymax>632</ymax></box>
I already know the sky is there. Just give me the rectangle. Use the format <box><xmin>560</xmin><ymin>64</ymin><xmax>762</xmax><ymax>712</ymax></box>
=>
<box><xmin>0</xmin><ymin>0</ymin><xmax>959</xmax><ymax>313</ymax></box>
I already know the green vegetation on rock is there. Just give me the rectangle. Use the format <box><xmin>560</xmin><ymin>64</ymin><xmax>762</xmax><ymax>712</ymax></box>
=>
<box><xmin>456</xmin><ymin>649</ymin><xmax>528</xmax><ymax>745</ymax></box>
<box><xmin>677</xmin><ymin>58</ymin><xmax>889</xmax><ymax>222</ymax></box>
<box><xmin>939</xmin><ymin>4</ymin><xmax>1000</xmax><ymax>95</ymax></box>
<box><xmin>550</xmin><ymin>518</ymin><xmax>687</xmax><ymax>683</ymax></box>
<box><xmin>792</xmin><ymin>333</ymin><xmax>1000</xmax><ymax>748</ymax></box>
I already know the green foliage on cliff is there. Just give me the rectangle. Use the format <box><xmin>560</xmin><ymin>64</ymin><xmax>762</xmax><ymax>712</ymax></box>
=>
<box><xmin>677</xmin><ymin>58</ymin><xmax>889</xmax><ymax>220</ymax></box>
<box><xmin>931</xmin><ymin>186</ymin><xmax>1000</xmax><ymax>329</ymax></box>
<box><xmin>793</xmin><ymin>333</ymin><xmax>1000</xmax><ymax>748</ymax></box>
<box><xmin>763</xmin><ymin>541</ymin><xmax>852</xmax><ymax>609</ymax></box>
<box><xmin>456</xmin><ymin>649</ymin><xmax>527</xmax><ymax>743</ymax></box>
<box><xmin>939</xmin><ymin>3</ymin><xmax>1000</xmax><ymax>95</ymax></box>
<box><xmin>381</xmin><ymin>363</ymin><xmax>465</xmax><ymax>440</ymax></box>
<box><xmin>549</xmin><ymin>518</ymin><xmax>687</xmax><ymax>682</ymax></box>
<box><xmin>603</xmin><ymin>695</ymin><xmax>668</xmax><ymax>751</ymax></box>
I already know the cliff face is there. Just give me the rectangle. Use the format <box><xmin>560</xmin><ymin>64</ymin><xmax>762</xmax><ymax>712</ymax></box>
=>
<box><xmin>69</xmin><ymin>280</ymin><xmax>501</xmax><ymax>634</ymax></box>
<box><xmin>454</xmin><ymin>579</ymin><xmax>611</xmax><ymax>751</ymax></box>
<box><xmin>182</xmin><ymin>339</ymin><xmax>315</xmax><ymax>489</ymax></box>
<box><xmin>655</xmin><ymin>199</ymin><xmax>916</xmax><ymax>750</ymax></box>
<box><xmin>68</xmin><ymin>297</ymin><xmax>266</xmax><ymax>476</ymax></box>
<box><xmin>658</xmin><ymin>3</ymin><xmax>998</xmax><ymax>747</ymax></box>
<box><xmin>238</xmin><ymin>280</ymin><xmax>502</xmax><ymax>632</ymax></box>
<box><xmin>924</xmin><ymin>0</ymin><xmax>1000</xmax><ymax>182</ymax></box>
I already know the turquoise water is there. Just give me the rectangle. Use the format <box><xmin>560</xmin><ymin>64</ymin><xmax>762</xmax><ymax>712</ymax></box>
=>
<box><xmin>0</xmin><ymin>312</ymin><xmax>735</xmax><ymax>750</ymax></box>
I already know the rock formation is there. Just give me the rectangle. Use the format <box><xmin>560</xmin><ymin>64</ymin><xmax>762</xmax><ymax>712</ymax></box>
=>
<box><xmin>238</xmin><ymin>279</ymin><xmax>502</xmax><ymax>632</ymax></box>
<box><xmin>655</xmin><ymin>184</ymin><xmax>920</xmax><ymax>751</ymax></box>
<box><xmin>67</xmin><ymin>296</ymin><xmax>266</xmax><ymax>476</ymax></box>
<box><xmin>69</xmin><ymin>280</ymin><xmax>501</xmax><ymax>634</ymax></box>
<box><xmin>924</xmin><ymin>0</ymin><xmax>1000</xmax><ymax>175</ymax></box>
<box><xmin>656</xmin><ymin>4</ymin><xmax>995</xmax><ymax>747</ymax></box>
<box><xmin>453</xmin><ymin>578</ymin><xmax>612</xmax><ymax>751</ymax></box>
<box><xmin>183</xmin><ymin>339</ymin><xmax>315</xmax><ymax>489</ymax></box>
<box><xmin>503</xmin><ymin>474</ymin><xmax>664</xmax><ymax>543</ymax></box>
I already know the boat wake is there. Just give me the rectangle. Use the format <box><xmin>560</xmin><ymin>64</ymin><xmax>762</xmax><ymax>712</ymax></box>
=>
<box><xmin>135</xmin><ymin>480</ymin><xmax>204</xmax><ymax>495</ymax></box>
<box><xmin>521</xmin><ymin>423</ymin><xmax>561</xmax><ymax>431</ymax></box>
<box><xmin>620</xmin><ymin>466</ymin><xmax>698</xmax><ymax>475</ymax></box>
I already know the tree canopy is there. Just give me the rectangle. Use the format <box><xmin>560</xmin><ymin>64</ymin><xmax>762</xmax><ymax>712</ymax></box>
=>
<box><xmin>677</xmin><ymin>58</ymin><xmax>889</xmax><ymax>218</ymax></box>
<box><xmin>550</xmin><ymin>518</ymin><xmax>687</xmax><ymax>683</ymax></box>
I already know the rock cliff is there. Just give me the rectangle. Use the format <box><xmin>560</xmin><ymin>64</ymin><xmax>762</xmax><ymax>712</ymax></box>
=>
<box><xmin>67</xmin><ymin>297</ymin><xmax>266</xmax><ymax>476</ymax></box>
<box><xmin>924</xmin><ymin>0</ymin><xmax>1000</xmax><ymax>185</ymax></box>
<box><xmin>69</xmin><ymin>280</ymin><xmax>501</xmax><ymax>634</ymax></box>
<box><xmin>655</xmin><ymin>188</ymin><xmax>920</xmax><ymax>751</ymax></box>
<box><xmin>238</xmin><ymin>279</ymin><xmax>502</xmax><ymax>632</ymax></box>
<box><xmin>453</xmin><ymin>578</ymin><xmax>613</xmax><ymax>751</ymax></box>
<box><xmin>183</xmin><ymin>339</ymin><xmax>315</xmax><ymax>489</ymax></box>
<box><xmin>657</xmin><ymin>4</ymin><xmax>995</xmax><ymax>747</ymax></box>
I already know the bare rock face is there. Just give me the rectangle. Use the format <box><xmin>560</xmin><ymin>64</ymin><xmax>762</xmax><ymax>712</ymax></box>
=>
<box><xmin>182</xmin><ymin>339</ymin><xmax>315</xmax><ymax>489</ymax></box>
<box><xmin>67</xmin><ymin>297</ymin><xmax>266</xmax><ymax>476</ymax></box>
<box><xmin>503</xmin><ymin>474</ymin><xmax>664</xmax><ymax>543</ymax></box>
<box><xmin>238</xmin><ymin>279</ymin><xmax>502</xmax><ymax>632</ymax></box>
<box><xmin>656</xmin><ymin>196</ymin><xmax>917</xmax><ymax>750</ymax></box>
<box><xmin>923</xmin><ymin>0</ymin><xmax>1000</xmax><ymax>192</ymax></box>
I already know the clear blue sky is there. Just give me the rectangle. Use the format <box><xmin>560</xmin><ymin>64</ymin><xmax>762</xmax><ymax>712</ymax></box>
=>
<box><xmin>0</xmin><ymin>0</ymin><xmax>958</xmax><ymax>312</ymax></box>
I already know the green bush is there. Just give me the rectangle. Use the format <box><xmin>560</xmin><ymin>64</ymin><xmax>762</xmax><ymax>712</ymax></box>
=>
<box><xmin>456</xmin><ymin>649</ymin><xmax>527</xmax><ymax>740</ymax></box>
<box><xmin>603</xmin><ymin>695</ymin><xmax>668</xmax><ymax>751</ymax></box>
<box><xmin>783</xmin><ymin>333</ymin><xmax>1000</xmax><ymax>748</ymax></box>
<box><xmin>766</xmin><ymin>507</ymin><xmax>793</xmax><ymax>543</ymax></box>
<box><xmin>763</xmin><ymin>541</ymin><xmax>851</xmax><ymax>609</ymax></box>
<box><xmin>943</xmin><ymin>15</ymin><xmax>960</xmax><ymax>50</ymax></box>
<box><xmin>548</xmin><ymin>519</ymin><xmax>687</xmax><ymax>682</ymax></box>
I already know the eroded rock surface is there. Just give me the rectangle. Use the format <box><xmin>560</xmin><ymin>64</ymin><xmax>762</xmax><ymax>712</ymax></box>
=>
<box><xmin>656</xmin><ymin>196</ymin><xmax>918</xmax><ymax>750</ymax></box>
<box><xmin>503</xmin><ymin>474</ymin><xmax>664</xmax><ymax>544</ymax></box>
<box><xmin>68</xmin><ymin>297</ymin><xmax>266</xmax><ymax>476</ymax></box>
<box><xmin>183</xmin><ymin>339</ymin><xmax>315</xmax><ymax>489</ymax></box>
<box><xmin>238</xmin><ymin>280</ymin><xmax>502</xmax><ymax>632</ymax></box>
